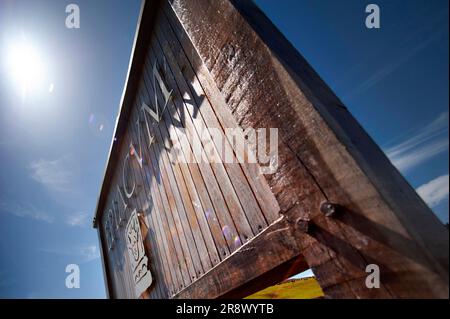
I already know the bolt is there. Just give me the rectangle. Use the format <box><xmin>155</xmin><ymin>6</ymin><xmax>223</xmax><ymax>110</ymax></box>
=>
<box><xmin>296</xmin><ymin>218</ymin><xmax>309</xmax><ymax>233</ymax></box>
<box><xmin>320</xmin><ymin>202</ymin><xmax>338</xmax><ymax>217</ymax></box>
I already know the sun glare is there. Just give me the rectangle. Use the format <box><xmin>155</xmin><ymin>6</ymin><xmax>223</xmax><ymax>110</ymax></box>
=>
<box><xmin>6</xmin><ymin>41</ymin><xmax>48</xmax><ymax>97</ymax></box>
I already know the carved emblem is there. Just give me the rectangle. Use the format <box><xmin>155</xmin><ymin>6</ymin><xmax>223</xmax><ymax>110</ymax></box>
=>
<box><xmin>125</xmin><ymin>209</ymin><xmax>152</xmax><ymax>296</ymax></box>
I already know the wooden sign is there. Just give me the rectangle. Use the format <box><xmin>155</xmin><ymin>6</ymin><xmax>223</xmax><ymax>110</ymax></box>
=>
<box><xmin>93</xmin><ymin>0</ymin><xmax>449</xmax><ymax>299</ymax></box>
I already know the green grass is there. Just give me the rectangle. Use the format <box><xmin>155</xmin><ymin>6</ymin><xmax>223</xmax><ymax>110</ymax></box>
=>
<box><xmin>245</xmin><ymin>277</ymin><xmax>324</xmax><ymax>299</ymax></box>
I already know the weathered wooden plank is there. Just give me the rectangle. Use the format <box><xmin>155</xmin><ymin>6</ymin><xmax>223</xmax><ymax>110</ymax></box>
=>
<box><xmin>137</xmin><ymin>141</ymin><xmax>178</xmax><ymax>297</ymax></box>
<box><xmin>104</xmin><ymin>181</ymin><xmax>132</xmax><ymax>298</ymax></box>
<box><xmin>220</xmin><ymin>255</ymin><xmax>308</xmax><ymax>299</ymax></box>
<box><xmin>96</xmin><ymin>224</ymin><xmax>113</xmax><ymax>299</ymax></box>
<box><xmin>173</xmin><ymin>0</ymin><xmax>386</xmax><ymax>302</ymax></box>
<box><xmin>169</xmin><ymin>0</ymin><xmax>449</xmax><ymax>298</ymax></box>
<box><xmin>123</xmin><ymin>142</ymin><xmax>162</xmax><ymax>299</ymax></box>
<box><xmin>136</xmin><ymin>120</ymin><xmax>183</xmax><ymax>295</ymax></box>
<box><xmin>156</xmin><ymin>94</ymin><xmax>224</xmax><ymax>267</ymax></box>
<box><xmin>137</xmin><ymin>120</ymin><xmax>181</xmax><ymax>296</ymax></box>
<box><xmin>99</xmin><ymin>217</ymin><xmax>117</xmax><ymax>298</ymax></box>
<box><xmin>142</xmin><ymin>45</ymin><xmax>241</xmax><ymax>268</ymax></box>
<box><xmin>102</xmin><ymin>183</ymin><xmax>125</xmax><ymax>298</ymax></box>
<box><xmin>139</xmin><ymin>58</ymin><xmax>206</xmax><ymax>281</ymax></box>
<box><xmin>127</xmin><ymin>99</ymin><xmax>174</xmax><ymax>298</ymax></box>
<box><xmin>157</xmin><ymin>103</ymin><xmax>231</xmax><ymax>261</ymax></box>
<box><xmin>155</xmin><ymin>18</ymin><xmax>269</xmax><ymax>238</ymax></box>
<box><xmin>126</xmin><ymin>58</ymin><xmax>188</xmax><ymax>294</ymax></box>
<box><xmin>156</xmin><ymin>112</ymin><xmax>221</xmax><ymax>270</ymax></box>
<box><xmin>135</xmin><ymin>89</ymin><xmax>191</xmax><ymax>291</ymax></box>
<box><xmin>127</xmin><ymin>102</ymin><xmax>175</xmax><ymax>297</ymax></box>
<box><xmin>134</xmin><ymin>94</ymin><xmax>185</xmax><ymax>296</ymax></box>
<box><xmin>151</xmin><ymin>23</ymin><xmax>270</xmax><ymax>246</ymax></box>
<box><xmin>118</xmin><ymin>137</ymin><xmax>161</xmax><ymax>297</ymax></box>
<box><xmin>165</xmin><ymin>0</ymin><xmax>382</xmax><ymax>298</ymax></box>
<box><xmin>95</xmin><ymin>0</ymin><xmax>448</xmax><ymax>299</ymax></box>
<box><xmin>145</xmin><ymin>52</ymin><xmax>232</xmax><ymax>261</ymax></box>
<box><xmin>174</xmin><ymin>215</ymin><xmax>308</xmax><ymax>299</ymax></box>
<box><xmin>119</xmin><ymin>136</ymin><xmax>155</xmax><ymax>299</ymax></box>
<box><xmin>143</xmin><ymin>175</ymin><xmax>177</xmax><ymax>297</ymax></box>
<box><xmin>161</xmin><ymin>4</ymin><xmax>281</xmax><ymax>224</ymax></box>
<box><xmin>139</xmin><ymin>51</ymin><xmax>213</xmax><ymax>275</ymax></box>
<box><xmin>145</xmin><ymin>47</ymin><xmax>245</xmax><ymax>254</ymax></box>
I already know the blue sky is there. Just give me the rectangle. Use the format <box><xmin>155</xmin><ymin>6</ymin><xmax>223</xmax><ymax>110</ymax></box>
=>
<box><xmin>256</xmin><ymin>0</ymin><xmax>449</xmax><ymax>224</ymax></box>
<box><xmin>0</xmin><ymin>0</ymin><xmax>448</xmax><ymax>298</ymax></box>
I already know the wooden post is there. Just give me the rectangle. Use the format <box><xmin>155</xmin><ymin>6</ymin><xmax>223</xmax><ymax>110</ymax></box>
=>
<box><xmin>168</xmin><ymin>0</ymin><xmax>449</xmax><ymax>298</ymax></box>
<box><xmin>94</xmin><ymin>0</ymin><xmax>449</xmax><ymax>299</ymax></box>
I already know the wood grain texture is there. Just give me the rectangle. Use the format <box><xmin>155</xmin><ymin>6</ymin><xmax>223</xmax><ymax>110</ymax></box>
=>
<box><xmin>95</xmin><ymin>0</ymin><xmax>285</xmax><ymax>298</ymax></box>
<box><xmin>168</xmin><ymin>0</ymin><xmax>448</xmax><ymax>298</ymax></box>
<box><xmin>94</xmin><ymin>0</ymin><xmax>448</xmax><ymax>299</ymax></box>
<box><xmin>174</xmin><ymin>215</ymin><xmax>309</xmax><ymax>299</ymax></box>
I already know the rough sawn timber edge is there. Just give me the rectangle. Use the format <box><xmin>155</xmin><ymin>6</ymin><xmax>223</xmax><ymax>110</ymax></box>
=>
<box><xmin>169</xmin><ymin>0</ymin><xmax>449</xmax><ymax>299</ymax></box>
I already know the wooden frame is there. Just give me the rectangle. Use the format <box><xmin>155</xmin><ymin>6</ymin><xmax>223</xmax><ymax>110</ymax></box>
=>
<box><xmin>94</xmin><ymin>0</ymin><xmax>449</xmax><ymax>299</ymax></box>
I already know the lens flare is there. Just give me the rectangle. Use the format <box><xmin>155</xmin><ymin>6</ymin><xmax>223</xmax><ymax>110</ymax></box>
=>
<box><xmin>5</xmin><ymin>40</ymin><xmax>48</xmax><ymax>97</ymax></box>
<box><xmin>88</xmin><ymin>113</ymin><xmax>108</xmax><ymax>137</ymax></box>
<box><xmin>222</xmin><ymin>225</ymin><xmax>232</xmax><ymax>240</ymax></box>
<box><xmin>233</xmin><ymin>235</ymin><xmax>242</xmax><ymax>248</ymax></box>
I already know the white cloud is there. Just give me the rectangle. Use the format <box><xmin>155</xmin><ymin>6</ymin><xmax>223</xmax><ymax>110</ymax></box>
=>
<box><xmin>40</xmin><ymin>244</ymin><xmax>100</xmax><ymax>263</ymax></box>
<box><xmin>416</xmin><ymin>174</ymin><xmax>449</xmax><ymax>208</ymax></box>
<box><xmin>388</xmin><ymin>139</ymin><xmax>448</xmax><ymax>172</ymax></box>
<box><xmin>66</xmin><ymin>212</ymin><xmax>89</xmax><ymax>227</ymax></box>
<box><xmin>0</xmin><ymin>200</ymin><xmax>54</xmax><ymax>223</ymax></box>
<box><xmin>28</xmin><ymin>156</ymin><xmax>73</xmax><ymax>193</ymax></box>
<box><xmin>79</xmin><ymin>245</ymin><xmax>100</xmax><ymax>262</ymax></box>
<box><xmin>385</xmin><ymin>112</ymin><xmax>449</xmax><ymax>173</ymax></box>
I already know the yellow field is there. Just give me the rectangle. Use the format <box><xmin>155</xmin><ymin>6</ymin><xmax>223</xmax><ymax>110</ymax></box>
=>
<box><xmin>245</xmin><ymin>277</ymin><xmax>324</xmax><ymax>299</ymax></box>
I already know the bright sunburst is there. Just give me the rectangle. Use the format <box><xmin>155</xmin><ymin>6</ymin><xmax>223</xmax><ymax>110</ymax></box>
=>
<box><xmin>5</xmin><ymin>40</ymin><xmax>48</xmax><ymax>97</ymax></box>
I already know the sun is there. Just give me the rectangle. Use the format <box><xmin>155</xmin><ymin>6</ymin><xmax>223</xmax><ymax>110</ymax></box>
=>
<box><xmin>5</xmin><ymin>41</ymin><xmax>48</xmax><ymax>96</ymax></box>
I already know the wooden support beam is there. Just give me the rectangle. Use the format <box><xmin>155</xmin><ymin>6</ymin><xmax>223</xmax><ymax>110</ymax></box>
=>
<box><xmin>95</xmin><ymin>0</ymin><xmax>448</xmax><ymax>299</ymax></box>
<box><xmin>168</xmin><ymin>0</ymin><xmax>449</xmax><ymax>298</ymax></box>
<box><xmin>174</xmin><ymin>216</ymin><xmax>309</xmax><ymax>299</ymax></box>
<box><xmin>219</xmin><ymin>255</ymin><xmax>309</xmax><ymax>299</ymax></box>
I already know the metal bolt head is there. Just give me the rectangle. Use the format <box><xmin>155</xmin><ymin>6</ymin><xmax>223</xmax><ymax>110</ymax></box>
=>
<box><xmin>320</xmin><ymin>202</ymin><xmax>338</xmax><ymax>217</ymax></box>
<box><xmin>296</xmin><ymin>218</ymin><xmax>309</xmax><ymax>233</ymax></box>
